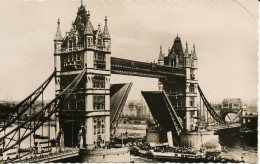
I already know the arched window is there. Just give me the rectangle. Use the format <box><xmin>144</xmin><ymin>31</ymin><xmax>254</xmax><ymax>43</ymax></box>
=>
<box><xmin>93</xmin><ymin>117</ymin><xmax>105</xmax><ymax>136</ymax></box>
<box><xmin>77</xmin><ymin>16</ymin><xmax>82</xmax><ymax>24</ymax></box>
<box><xmin>189</xmin><ymin>84</ymin><xmax>195</xmax><ymax>93</ymax></box>
<box><xmin>81</xmin><ymin>23</ymin><xmax>84</xmax><ymax>30</ymax></box>
<box><xmin>97</xmin><ymin>38</ymin><xmax>102</xmax><ymax>46</ymax></box>
<box><xmin>93</xmin><ymin>76</ymin><xmax>105</xmax><ymax>89</ymax></box>
<box><xmin>68</xmin><ymin>96</ymin><xmax>76</xmax><ymax>110</ymax></box>
<box><xmin>93</xmin><ymin>96</ymin><xmax>105</xmax><ymax>110</ymax></box>
<box><xmin>190</xmin><ymin>97</ymin><xmax>194</xmax><ymax>107</ymax></box>
<box><xmin>228</xmin><ymin>103</ymin><xmax>232</xmax><ymax>109</ymax></box>
<box><xmin>69</xmin><ymin>40</ymin><xmax>72</xmax><ymax>50</ymax></box>
<box><xmin>170</xmin><ymin>59</ymin><xmax>174</xmax><ymax>67</ymax></box>
<box><xmin>73</xmin><ymin>39</ymin><xmax>76</xmax><ymax>48</ymax></box>
<box><xmin>87</xmin><ymin>38</ymin><xmax>90</xmax><ymax>47</ymax></box>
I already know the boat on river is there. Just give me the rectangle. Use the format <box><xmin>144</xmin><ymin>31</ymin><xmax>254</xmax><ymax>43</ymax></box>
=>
<box><xmin>130</xmin><ymin>144</ymin><xmax>243</xmax><ymax>163</ymax></box>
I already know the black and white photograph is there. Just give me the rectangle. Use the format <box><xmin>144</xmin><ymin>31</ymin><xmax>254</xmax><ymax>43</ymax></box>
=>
<box><xmin>0</xmin><ymin>0</ymin><xmax>258</xmax><ymax>163</ymax></box>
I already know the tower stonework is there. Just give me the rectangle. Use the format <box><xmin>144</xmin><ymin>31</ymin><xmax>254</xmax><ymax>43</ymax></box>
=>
<box><xmin>54</xmin><ymin>4</ymin><xmax>130</xmax><ymax>162</ymax></box>
<box><xmin>54</xmin><ymin>4</ymin><xmax>111</xmax><ymax>150</ymax></box>
<box><xmin>158</xmin><ymin>35</ymin><xmax>198</xmax><ymax>132</ymax></box>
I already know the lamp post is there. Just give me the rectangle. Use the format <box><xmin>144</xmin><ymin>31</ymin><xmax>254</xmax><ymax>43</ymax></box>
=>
<box><xmin>121</xmin><ymin>132</ymin><xmax>123</xmax><ymax>148</ymax></box>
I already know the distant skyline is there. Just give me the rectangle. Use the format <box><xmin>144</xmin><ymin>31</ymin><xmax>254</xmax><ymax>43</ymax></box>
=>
<box><xmin>0</xmin><ymin>0</ymin><xmax>258</xmax><ymax>103</ymax></box>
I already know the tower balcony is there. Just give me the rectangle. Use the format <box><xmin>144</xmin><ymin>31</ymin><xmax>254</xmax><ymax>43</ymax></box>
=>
<box><xmin>62</xmin><ymin>60</ymin><xmax>84</xmax><ymax>71</ymax></box>
<box><xmin>56</xmin><ymin>46</ymin><xmax>84</xmax><ymax>54</ymax></box>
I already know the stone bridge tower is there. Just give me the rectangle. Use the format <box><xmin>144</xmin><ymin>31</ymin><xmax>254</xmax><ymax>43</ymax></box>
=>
<box><xmin>54</xmin><ymin>3</ymin><xmax>111</xmax><ymax>149</ymax></box>
<box><xmin>158</xmin><ymin>35</ymin><xmax>198</xmax><ymax>132</ymax></box>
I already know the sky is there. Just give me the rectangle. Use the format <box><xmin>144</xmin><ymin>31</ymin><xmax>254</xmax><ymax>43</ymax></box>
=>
<box><xmin>0</xmin><ymin>0</ymin><xmax>258</xmax><ymax>103</ymax></box>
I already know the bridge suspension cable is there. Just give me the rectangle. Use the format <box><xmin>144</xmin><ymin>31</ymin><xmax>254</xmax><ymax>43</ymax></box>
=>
<box><xmin>0</xmin><ymin>71</ymin><xmax>55</xmax><ymax>132</ymax></box>
<box><xmin>0</xmin><ymin>68</ymin><xmax>86</xmax><ymax>153</ymax></box>
<box><xmin>197</xmin><ymin>85</ymin><xmax>226</xmax><ymax>124</ymax></box>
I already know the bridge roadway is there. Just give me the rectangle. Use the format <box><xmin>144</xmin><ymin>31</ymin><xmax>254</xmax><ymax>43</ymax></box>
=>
<box><xmin>6</xmin><ymin>147</ymin><xmax>79</xmax><ymax>163</ymax></box>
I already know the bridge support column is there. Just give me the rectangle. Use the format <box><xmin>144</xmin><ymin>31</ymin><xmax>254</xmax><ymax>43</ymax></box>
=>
<box><xmin>86</xmin><ymin>117</ymin><xmax>94</xmax><ymax>149</ymax></box>
<box><xmin>184</xmin><ymin>60</ymin><xmax>198</xmax><ymax>132</ymax></box>
<box><xmin>55</xmin><ymin>116</ymin><xmax>60</xmax><ymax>139</ymax></box>
<box><xmin>185</xmin><ymin>111</ymin><xmax>191</xmax><ymax>131</ymax></box>
<box><xmin>105</xmin><ymin>116</ymin><xmax>110</xmax><ymax>146</ymax></box>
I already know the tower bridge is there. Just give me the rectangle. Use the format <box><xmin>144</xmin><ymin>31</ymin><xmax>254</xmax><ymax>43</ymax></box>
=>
<box><xmin>0</xmin><ymin>2</ymin><xmax>243</xmax><ymax>163</ymax></box>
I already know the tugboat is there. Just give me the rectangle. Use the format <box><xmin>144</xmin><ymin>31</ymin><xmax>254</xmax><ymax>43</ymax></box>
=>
<box><xmin>239</xmin><ymin>112</ymin><xmax>257</xmax><ymax>139</ymax></box>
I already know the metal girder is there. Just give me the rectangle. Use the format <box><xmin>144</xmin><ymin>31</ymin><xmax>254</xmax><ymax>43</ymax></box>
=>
<box><xmin>111</xmin><ymin>57</ymin><xmax>186</xmax><ymax>78</ymax></box>
<box><xmin>0</xmin><ymin>68</ymin><xmax>86</xmax><ymax>153</ymax></box>
<box><xmin>198</xmin><ymin>85</ymin><xmax>226</xmax><ymax>124</ymax></box>
<box><xmin>0</xmin><ymin>71</ymin><xmax>55</xmax><ymax>132</ymax></box>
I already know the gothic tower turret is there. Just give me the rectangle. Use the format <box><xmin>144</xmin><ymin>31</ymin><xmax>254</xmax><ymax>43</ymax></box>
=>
<box><xmin>158</xmin><ymin>45</ymin><xmax>164</xmax><ymax>65</ymax></box>
<box><xmin>54</xmin><ymin>19</ymin><xmax>62</xmax><ymax>96</ymax></box>
<box><xmin>84</xmin><ymin>11</ymin><xmax>94</xmax><ymax>48</ymax></box>
<box><xmin>103</xmin><ymin>16</ymin><xmax>111</xmax><ymax>52</ymax></box>
<box><xmin>191</xmin><ymin>44</ymin><xmax>198</xmax><ymax>68</ymax></box>
<box><xmin>54</xmin><ymin>19</ymin><xmax>63</xmax><ymax>53</ymax></box>
<box><xmin>184</xmin><ymin>42</ymin><xmax>191</xmax><ymax>68</ymax></box>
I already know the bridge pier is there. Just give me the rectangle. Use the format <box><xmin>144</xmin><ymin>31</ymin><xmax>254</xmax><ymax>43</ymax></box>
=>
<box><xmin>86</xmin><ymin>117</ymin><xmax>93</xmax><ymax>149</ymax></box>
<box><xmin>180</xmin><ymin>131</ymin><xmax>221</xmax><ymax>151</ymax></box>
<box><xmin>79</xmin><ymin>147</ymin><xmax>130</xmax><ymax>162</ymax></box>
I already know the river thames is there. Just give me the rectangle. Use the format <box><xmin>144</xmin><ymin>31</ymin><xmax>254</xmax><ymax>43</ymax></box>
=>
<box><xmin>2</xmin><ymin>124</ymin><xmax>257</xmax><ymax>163</ymax></box>
<box><xmin>131</xmin><ymin>129</ymin><xmax>257</xmax><ymax>163</ymax></box>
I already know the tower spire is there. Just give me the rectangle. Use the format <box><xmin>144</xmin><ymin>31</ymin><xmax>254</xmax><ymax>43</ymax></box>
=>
<box><xmin>192</xmin><ymin>44</ymin><xmax>197</xmax><ymax>60</ymax></box>
<box><xmin>103</xmin><ymin>16</ymin><xmax>110</xmax><ymax>39</ymax></box>
<box><xmin>158</xmin><ymin>45</ymin><xmax>164</xmax><ymax>65</ymax></box>
<box><xmin>84</xmin><ymin>14</ymin><xmax>94</xmax><ymax>35</ymax></box>
<box><xmin>184</xmin><ymin>41</ymin><xmax>189</xmax><ymax>57</ymax></box>
<box><xmin>54</xmin><ymin>18</ymin><xmax>63</xmax><ymax>41</ymax></box>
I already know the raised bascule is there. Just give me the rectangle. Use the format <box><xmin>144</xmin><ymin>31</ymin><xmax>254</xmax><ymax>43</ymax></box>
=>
<box><xmin>0</xmin><ymin>2</ymin><xmax>244</xmax><ymax>163</ymax></box>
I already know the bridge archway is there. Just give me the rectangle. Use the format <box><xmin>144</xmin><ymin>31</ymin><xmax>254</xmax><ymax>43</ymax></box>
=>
<box><xmin>220</xmin><ymin>109</ymin><xmax>241</xmax><ymax>123</ymax></box>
